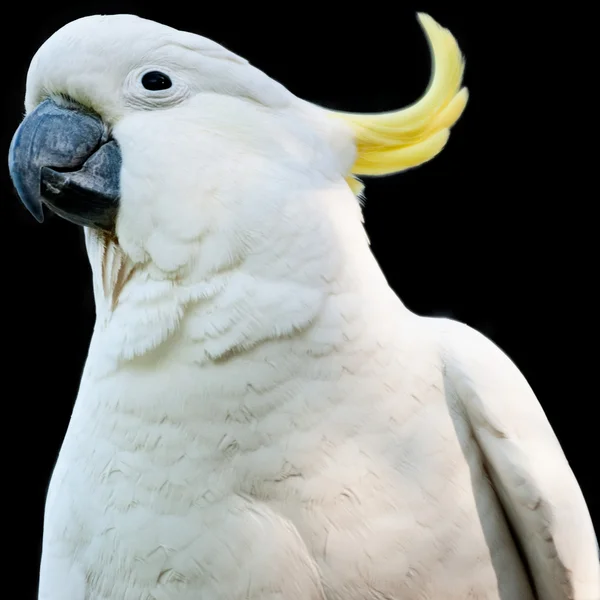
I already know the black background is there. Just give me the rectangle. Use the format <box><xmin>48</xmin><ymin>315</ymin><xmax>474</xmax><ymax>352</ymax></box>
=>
<box><xmin>2</xmin><ymin>3</ymin><xmax>592</xmax><ymax>597</ymax></box>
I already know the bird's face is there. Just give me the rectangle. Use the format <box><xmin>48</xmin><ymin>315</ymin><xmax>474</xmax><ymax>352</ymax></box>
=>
<box><xmin>9</xmin><ymin>12</ymin><xmax>467</xmax><ymax>284</ymax></box>
<box><xmin>9</xmin><ymin>14</ymin><xmax>356</xmax><ymax>277</ymax></box>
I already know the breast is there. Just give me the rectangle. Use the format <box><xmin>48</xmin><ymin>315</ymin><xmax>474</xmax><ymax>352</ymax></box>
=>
<box><xmin>41</xmin><ymin>300</ymin><xmax>534</xmax><ymax>598</ymax></box>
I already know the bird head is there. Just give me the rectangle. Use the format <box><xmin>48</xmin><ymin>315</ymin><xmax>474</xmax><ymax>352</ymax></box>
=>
<box><xmin>9</xmin><ymin>13</ymin><xmax>467</xmax><ymax>284</ymax></box>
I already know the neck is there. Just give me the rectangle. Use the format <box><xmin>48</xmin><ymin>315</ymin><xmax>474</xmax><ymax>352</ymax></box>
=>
<box><xmin>80</xmin><ymin>185</ymin><xmax>406</xmax><ymax>387</ymax></box>
<box><xmin>70</xmin><ymin>220</ymin><xmax>407</xmax><ymax>486</ymax></box>
<box><xmin>84</xmin><ymin>182</ymin><xmax>398</xmax><ymax>359</ymax></box>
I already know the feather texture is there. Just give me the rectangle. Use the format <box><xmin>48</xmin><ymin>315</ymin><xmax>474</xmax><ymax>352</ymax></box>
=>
<box><xmin>15</xmin><ymin>12</ymin><xmax>597</xmax><ymax>600</ymax></box>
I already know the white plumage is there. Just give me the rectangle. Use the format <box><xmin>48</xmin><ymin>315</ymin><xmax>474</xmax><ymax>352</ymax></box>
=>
<box><xmin>13</xmin><ymin>13</ymin><xmax>598</xmax><ymax>600</ymax></box>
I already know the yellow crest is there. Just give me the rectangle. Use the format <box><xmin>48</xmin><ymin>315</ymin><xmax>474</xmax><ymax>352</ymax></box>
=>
<box><xmin>329</xmin><ymin>14</ymin><xmax>468</xmax><ymax>195</ymax></box>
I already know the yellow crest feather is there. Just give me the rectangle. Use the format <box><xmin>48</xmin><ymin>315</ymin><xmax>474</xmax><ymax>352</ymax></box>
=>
<box><xmin>330</xmin><ymin>13</ymin><xmax>468</xmax><ymax>191</ymax></box>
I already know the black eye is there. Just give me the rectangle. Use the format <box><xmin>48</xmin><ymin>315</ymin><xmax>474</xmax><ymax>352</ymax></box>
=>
<box><xmin>141</xmin><ymin>71</ymin><xmax>172</xmax><ymax>91</ymax></box>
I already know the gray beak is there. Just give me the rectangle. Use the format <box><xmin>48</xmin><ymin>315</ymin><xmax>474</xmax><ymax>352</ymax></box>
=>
<box><xmin>8</xmin><ymin>98</ymin><xmax>121</xmax><ymax>232</ymax></box>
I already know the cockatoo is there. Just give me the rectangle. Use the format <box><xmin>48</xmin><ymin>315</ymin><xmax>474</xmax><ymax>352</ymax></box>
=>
<box><xmin>8</xmin><ymin>12</ymin><xmax>599</xmax><ymax>600</ymax></box>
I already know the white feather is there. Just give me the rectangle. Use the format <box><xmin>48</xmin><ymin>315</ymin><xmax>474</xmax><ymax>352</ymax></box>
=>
<box><xmin>27</xmin><ymin>14</ymin><xmax>598</xmax><ymax>600</ymax></box>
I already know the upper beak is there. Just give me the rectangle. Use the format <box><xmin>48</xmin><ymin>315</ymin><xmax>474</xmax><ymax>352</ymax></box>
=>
<box><xmin>8</xmin><ymin>98</ymin><xmax>121</xmax><ymax>232</ymax></box>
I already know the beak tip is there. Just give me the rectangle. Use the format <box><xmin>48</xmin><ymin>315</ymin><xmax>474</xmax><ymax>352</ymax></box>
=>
<box><xmin>9</xmin><ymin>174</ymin><xmax>45</xmax><ymax>223</ymax></box>
<box><xmin>20</xmin><ymin>193</ymin><xmax>44</xmax><ymax>223</ymax></box>
<box><xmin>30</xmin><ymin>206</ymin><xmax>45</xmax><ymax>223</ymax></box>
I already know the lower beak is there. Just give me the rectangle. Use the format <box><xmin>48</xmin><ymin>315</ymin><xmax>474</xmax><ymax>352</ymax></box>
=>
<box><xmin>8</xmin><ymin>98</ymin><xmax>121</xmax><ymax>232</ymax></box>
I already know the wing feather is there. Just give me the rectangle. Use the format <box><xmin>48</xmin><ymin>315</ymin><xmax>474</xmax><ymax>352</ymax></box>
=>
<box><xmin>439</xmin><ymin>319</ymin><xmax>599</xmax><ymax>600</ymax></box>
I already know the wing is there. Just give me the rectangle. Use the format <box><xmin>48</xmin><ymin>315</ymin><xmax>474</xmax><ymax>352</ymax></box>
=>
<box><xmin>438</xmin><ymin>318</ymin><xmax>599</xmax><ymax>600</ymax></box>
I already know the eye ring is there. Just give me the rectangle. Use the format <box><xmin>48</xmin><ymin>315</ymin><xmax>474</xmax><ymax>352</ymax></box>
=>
<box><xmin>141</xmin><ymin>71</ymin><xmax>172</xmax><ymax>91</ymax></box>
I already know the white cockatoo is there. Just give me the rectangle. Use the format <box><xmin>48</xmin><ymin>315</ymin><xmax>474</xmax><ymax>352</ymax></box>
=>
<box><xmin>9</xmin><ymin>13</ymin><xmax>598</xmax><ymax>600</ymax></box>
